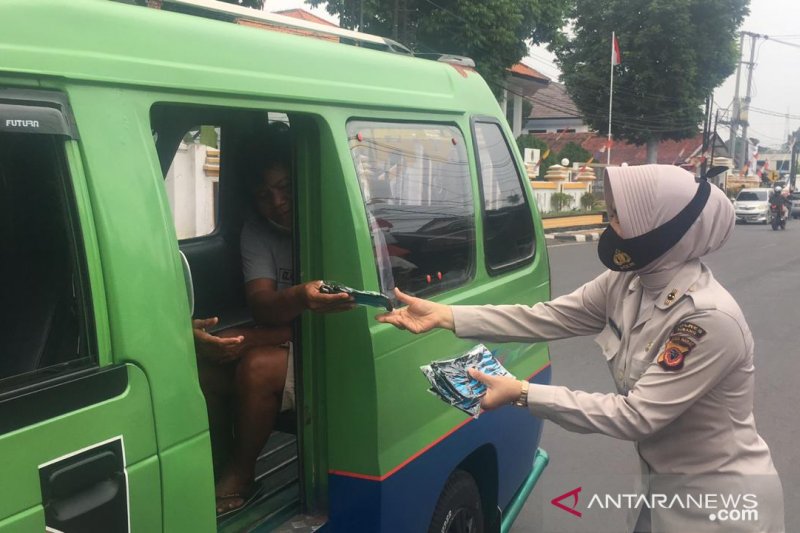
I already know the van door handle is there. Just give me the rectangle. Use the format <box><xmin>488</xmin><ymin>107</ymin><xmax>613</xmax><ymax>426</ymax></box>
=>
<box><xmin>43</xmin><ymin>450</ymin><xmax>123</xmax><ymax>523</ymax></box>
<box><xmin>50</xmin><ymin>478</ymin><xmax>121</xmax><ymax>522</ymax></box>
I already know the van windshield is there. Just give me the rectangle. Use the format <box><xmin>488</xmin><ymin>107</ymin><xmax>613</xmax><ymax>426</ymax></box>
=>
<box><xmin>737</xmin><ymin>191</ymin><xmax>767</xmax><ymax>201</ymax></box>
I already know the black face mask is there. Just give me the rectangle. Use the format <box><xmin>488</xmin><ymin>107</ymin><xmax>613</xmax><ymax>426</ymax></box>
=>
<box><xmin>597</xmin><ymin>180</ymin><xmax>711</xmax><ymax>271</ymax></box>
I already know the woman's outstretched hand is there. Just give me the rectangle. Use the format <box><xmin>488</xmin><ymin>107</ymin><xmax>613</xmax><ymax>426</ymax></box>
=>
<box><xmin>375</xmin><ymin>287</ymin><xmax>455</xmax><ymax>333</ymax></box>
<box><xmin>468</xmin><ymin>368</ymin><xmax>525</xmax><ymax>410</ymax></box>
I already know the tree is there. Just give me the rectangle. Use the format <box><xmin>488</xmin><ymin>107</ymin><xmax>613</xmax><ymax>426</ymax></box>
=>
<box><xmin>558</xmin><ymin>142</ymin><xmax>591</xmax><ymax>166</ymax></box>
<box><xmin>307</xmin><ymin>0</ymin><xmax>570</xmax><ymax>95</ymax></box>
<box><xmin>580</xmin><ymin>191</ymin><xmax>596</xmax><ymax>210</ymax></box>
<box><xmin>550</xmin><ymin>0</ymin><xmax>749</xmax><ymax>162</ymax></box>
<box><xmin>550</xmin><ymin>192</ymin><xmax>573</xmax><ymax>212</ymax></box>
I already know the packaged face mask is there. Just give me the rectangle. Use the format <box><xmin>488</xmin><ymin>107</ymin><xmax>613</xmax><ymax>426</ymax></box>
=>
<box><xmin>420</xmin><ymin>344</ymin><xmax>512</xmax><ymax>418</ymax></box>
<box><xmin>319</xmin><ymin>281</ymin><xmax>393</xmax><ymax>311</ymax></box>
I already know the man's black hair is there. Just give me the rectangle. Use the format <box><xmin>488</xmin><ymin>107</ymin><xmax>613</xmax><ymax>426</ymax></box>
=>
<box><xmin>242</xmin><ymin>123</ymin><xmax>292</xmax><ymax>192</ymax></box>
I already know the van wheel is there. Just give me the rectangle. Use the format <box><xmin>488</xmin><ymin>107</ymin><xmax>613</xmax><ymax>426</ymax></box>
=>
<box><xmin>428</xmin><ymin>470</ymin><xmax>484</xmax><ymax>533</ymax></box>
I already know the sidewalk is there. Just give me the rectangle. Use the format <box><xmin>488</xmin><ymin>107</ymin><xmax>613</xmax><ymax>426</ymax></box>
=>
<box><xmin>544</xmin><ymin>225</ymin><xmax>605</xmax><ymax>242</ymax></box>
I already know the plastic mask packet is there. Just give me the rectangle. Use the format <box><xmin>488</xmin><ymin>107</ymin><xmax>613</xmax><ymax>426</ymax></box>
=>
<box><xmin>319</xmin><ymin>281</ymin><xmax>394</xmax><ymax>311</ymax></box>
<box><xmin>420</xmin><ymin>344</ymin><xmax>512</xmax><ymax>418</ymax></box>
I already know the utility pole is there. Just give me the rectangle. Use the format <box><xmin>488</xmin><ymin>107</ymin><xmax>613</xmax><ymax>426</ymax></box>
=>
<box><xmin>710</xmin><ymin>109</ymin><xmax>721</xmax><ymax>167</ymax></box>
<box><xmin>741</xmin><ymin>32</ymin><xmax>762</xmax><ymax>173</ymax></box>
<box><xmin>729</xmin><ymin>32</ymin><xmax>745</xmax><ymax>170</ymax></box>
<box><xmin>791</xmin><ymin>129</ymin><xmax>799</xmax><ymax>190</ymax></box>
<box><xmin>701</xmin><ymin>95</ymin><xmax>712</xmax><ymax>177</ymax></box>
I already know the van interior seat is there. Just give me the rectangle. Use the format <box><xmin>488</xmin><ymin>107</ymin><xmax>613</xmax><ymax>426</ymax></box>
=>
<box><xmin>181</xmin><ymin>232</ymin><xmax>252</xmax><ymax>333</ymax></box>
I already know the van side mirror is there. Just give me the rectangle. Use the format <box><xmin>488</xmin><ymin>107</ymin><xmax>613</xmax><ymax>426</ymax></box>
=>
<box><xmin>179</xmin><ymin>251</ymin><xmax>195</xmax><ymax>316</ymax></box>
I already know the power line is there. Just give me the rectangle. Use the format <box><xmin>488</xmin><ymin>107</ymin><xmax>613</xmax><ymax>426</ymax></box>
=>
<box><xmin>418</xmin><ymin>0</ymin><xmax>470</xmax><ymax>26</ymax></box>
<box><xmin>497</xmin><ymin>82</ymin><xmax>705</xmax><ymax>133</ymax></box>
<box><xmin>767</xmin><ymin>37</ymin><xmax>800</xmax><ymax>50</ymax></box>
<box><xmin>749</xmin><ymin>106</ymin><xmax>800</xmax><ymax>121</ymax></box>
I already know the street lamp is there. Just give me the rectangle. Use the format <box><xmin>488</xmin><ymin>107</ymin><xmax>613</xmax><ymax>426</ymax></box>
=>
<box><xmin>560</xmin><ymin>158</ymin><xmax>571</xmax><ymax>181</ymax></box>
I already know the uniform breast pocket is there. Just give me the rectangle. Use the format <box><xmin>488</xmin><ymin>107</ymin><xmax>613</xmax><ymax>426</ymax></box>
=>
<box><xmin>594</xmin><ymin>324</ymin><xmax>621</xmax><ymax>364</ymax></box>
<box><xmin>628</xmin><ymin>356</ymin><xmax>654</xmax><ymax>384</ymax></box>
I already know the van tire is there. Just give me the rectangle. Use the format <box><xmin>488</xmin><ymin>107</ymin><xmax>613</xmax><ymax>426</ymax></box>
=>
<box><xmin>428</xmin><ymin>470</ymin><xmax>484</xmax><ymax>533</ymax></box>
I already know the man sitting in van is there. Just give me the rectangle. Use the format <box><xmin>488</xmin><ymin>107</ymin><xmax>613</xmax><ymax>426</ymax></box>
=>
<box><xmin>193</xmin><ymin>154</ymin><xmax>353</xmax><ymax>517</ymax></box>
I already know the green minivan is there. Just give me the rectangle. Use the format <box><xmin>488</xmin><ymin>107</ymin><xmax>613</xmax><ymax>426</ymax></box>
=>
<box><xmin>0</xmin><ymin>1</ymin><xmax>552</xmax><ymax>531</ymax></box>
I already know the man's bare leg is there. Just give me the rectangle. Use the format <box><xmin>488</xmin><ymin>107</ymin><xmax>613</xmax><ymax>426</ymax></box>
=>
<box><xmin>215</xmin><ymin>344</ymin><xmax>289</xmax><ymax>514</ymax></box>
<box><xmin>197</xmin><ymin>361</ymin><xmax>235</xmax><ymax>476</ymax></box>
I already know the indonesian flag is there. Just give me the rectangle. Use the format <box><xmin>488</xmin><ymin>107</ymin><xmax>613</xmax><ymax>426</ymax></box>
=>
<box><xmin>749</xmin><ymin>145</ymin><xmax>759</xmax><ymax>177</ymax></box>
<box><xmin>612</xmin><ymin>33</ymin><xmax>622</xmax><ymax>66</ymax></box>
<box><xmin>534</xmin><ymin>148</ymin><xmax>551</xmax><ymax>171</ymax></box>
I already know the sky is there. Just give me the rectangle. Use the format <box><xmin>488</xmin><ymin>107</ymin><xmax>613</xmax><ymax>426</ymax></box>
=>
<box><xmin>264</xmin><ymin>0</ymin><xmax>800</xmax><ymax>150</ymax></box>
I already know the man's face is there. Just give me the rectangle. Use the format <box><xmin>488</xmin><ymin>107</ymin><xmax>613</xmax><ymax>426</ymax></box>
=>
<box><xmin>255</xmin><ymin>164</ymin><xmax>292</xmax><ymax>229</ymax></box>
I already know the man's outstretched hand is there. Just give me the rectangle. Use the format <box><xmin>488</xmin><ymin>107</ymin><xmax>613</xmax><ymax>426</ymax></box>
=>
<box><xmin>192</xmin><ymin>317</ymin><xmax>245</xmax><ymax>364</ymax></box>
<box><xmin>302</xmin><ymin>281</ymin><xmax>355</xmax><ymax>313</ymax></box>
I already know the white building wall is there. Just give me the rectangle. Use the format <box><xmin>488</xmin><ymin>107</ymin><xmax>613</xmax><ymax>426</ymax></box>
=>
<box><xmin>164</xmin><ymin>143</ymin><xmax>217</xmax><ymax>240</ymax></box>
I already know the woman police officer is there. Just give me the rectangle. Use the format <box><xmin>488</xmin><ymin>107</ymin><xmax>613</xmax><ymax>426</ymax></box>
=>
<box><xmin>377</xmin><ymin>165</ymin><xmax>784</xmax><ymax>532</ymax></box>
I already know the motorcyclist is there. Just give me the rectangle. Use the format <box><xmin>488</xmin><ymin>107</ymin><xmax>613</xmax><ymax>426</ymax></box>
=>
<box><xmin>769</xmin><ymin>185</ymin><xmax>790</xmax><ymax>223</ymax></box>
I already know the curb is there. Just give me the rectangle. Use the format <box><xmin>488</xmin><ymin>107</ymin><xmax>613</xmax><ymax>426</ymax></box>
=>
<box><xmin>545</xmin><ymin>231</ymin><xmax>601</xmax><ymax>242</ymax></box>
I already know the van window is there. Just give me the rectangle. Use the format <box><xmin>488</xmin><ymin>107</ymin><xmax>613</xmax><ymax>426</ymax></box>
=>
<box><xmin>0</xmin><ymin>132</ymin><xmax>95</xmax><ymax>388</ymax></box>
<box><xmin>348</xmin><ymin>121</ymin><xmax>475</xmax><ymax>297</ymax></box>
<box><xmin>473</xmin><ymin>121</ymin><xmax>535</xmax><ymax>272</ymax></box>
<box><xmin>164</xmin><ymin>125</ymin><xmax>221</xmax><ymax>240</ymax></box>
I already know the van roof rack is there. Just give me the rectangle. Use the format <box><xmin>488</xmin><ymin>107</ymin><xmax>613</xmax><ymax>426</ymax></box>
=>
<box><xmin>125</xmin><ymin>0</ymin><xmax>414</xmax><ymax>55</ymax></box>
<box><xmin>415</xmin><ymin>54</ymin><xmax>476</xmax><ymax>68</ymax></box>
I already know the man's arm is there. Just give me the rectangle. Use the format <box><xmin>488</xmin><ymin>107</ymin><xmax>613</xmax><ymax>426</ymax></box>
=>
<box><xmin>245</xmin><ymin>278</ymin><xmax>353</xmax><ymax>326</ymax></box>
<box><xmin>192</xmin><ymin>317</ymin><xmax>245</xmax><ymax>363</ymax></box>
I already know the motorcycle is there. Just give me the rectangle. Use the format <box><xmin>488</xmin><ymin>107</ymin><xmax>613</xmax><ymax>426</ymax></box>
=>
<box><xmin>770</xmin><ymin>202</ymin><xmax>787</xmax><ymax>230</ymax></box>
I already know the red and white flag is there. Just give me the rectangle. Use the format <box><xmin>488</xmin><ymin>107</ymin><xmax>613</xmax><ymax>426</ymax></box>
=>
<box><xmin>611</xmin><ymin>34</ymin><xmax>622</xmax><ymax>66</ymax></box>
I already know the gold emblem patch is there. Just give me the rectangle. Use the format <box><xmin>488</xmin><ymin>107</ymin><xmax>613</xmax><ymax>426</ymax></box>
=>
<box><xmin>657</xmin><ymin>337</ymin><xmax>696</xmax><ymax>370</ymax></box>
<box><xmin>657</xmin><ymin>322</ymin><xmax>707</xmax><ymax>371</ymax></box>
<box><xmin>612</xmin><ymin>249</ymin><xmax>634</xmax><ymax>269</ymax></box>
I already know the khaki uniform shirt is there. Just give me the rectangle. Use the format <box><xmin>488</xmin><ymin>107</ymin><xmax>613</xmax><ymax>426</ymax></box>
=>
<box><xmin>453</xmin><ymin>261</ymin><xmax>784</xmax><ymax>532</ymax></box>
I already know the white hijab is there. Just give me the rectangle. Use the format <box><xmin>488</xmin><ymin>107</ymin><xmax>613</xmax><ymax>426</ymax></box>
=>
<box><xmin>604</xmin><ymin>164</ymin><xmax>734</xmax><ymax>289</ymax></box>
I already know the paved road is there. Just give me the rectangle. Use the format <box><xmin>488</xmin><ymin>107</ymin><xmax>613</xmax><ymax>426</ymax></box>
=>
<box><xmin>511</xmin><ymin>222</ymin><xmax>799</xmax><ymax>533</ymax></box>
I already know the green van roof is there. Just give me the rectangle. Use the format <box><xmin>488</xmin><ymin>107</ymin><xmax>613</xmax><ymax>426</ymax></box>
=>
<box><xmin>0</xmin><ymin>0</ymin><xmax>499</xmax><ymax>115</ymax></box>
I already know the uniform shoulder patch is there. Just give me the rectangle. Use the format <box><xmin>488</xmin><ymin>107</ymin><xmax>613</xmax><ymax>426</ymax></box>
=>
<box><xmin>670</xmin><ymin>321</ymin><xmax>707</xmax><ymax>339</ymax></box>
<box><xmin>657</xmin><ymin>322</ymin><xmax>706</xmax><ymax>371</ymax></box>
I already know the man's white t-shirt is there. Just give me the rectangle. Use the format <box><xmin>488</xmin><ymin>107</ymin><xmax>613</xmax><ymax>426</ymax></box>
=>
<box><xmin>240</xmin><ymin>216</ymin><xmax>292</xmax><ymax>289</ymax></box>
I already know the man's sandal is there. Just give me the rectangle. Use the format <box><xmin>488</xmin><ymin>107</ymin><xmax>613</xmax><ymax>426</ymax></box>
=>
<box><xmin>215</xmin><ymin>483</ymin><xmax>263</xmax><ymax>519</ymax></box>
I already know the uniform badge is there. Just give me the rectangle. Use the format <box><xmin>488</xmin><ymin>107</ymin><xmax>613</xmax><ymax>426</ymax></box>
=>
<box><xmin>657</xmin><ymin>322</ymin><xmax>706</xmax><ymax>371</ymax></box>
<box><xmin>612</xmin><ymin>249</ymin><xmax>635</xmax><ymax>269</ymax></box>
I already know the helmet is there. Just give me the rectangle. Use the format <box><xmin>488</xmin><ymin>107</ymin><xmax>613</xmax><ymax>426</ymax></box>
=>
<box><xmin>774</xmin><ymin>186</ymin><xmax>782</xmax><ymax>193</ymax></box>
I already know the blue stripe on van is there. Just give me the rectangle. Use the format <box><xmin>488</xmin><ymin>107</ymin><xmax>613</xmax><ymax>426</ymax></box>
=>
<box><xmin>323</xmin><ymin>364</ymin><xmax>552</xmax><ymax>532</ymax></box>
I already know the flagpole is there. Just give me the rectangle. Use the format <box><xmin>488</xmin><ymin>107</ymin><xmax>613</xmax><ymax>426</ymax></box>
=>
<box><xmin>607</xmin><ymin>31</ymin><xmax>615</xmax><ymax>166</ymax></box>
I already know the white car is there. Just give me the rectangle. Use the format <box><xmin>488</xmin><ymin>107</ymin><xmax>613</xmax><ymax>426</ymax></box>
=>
<box><xmin>791</xmin><ymin>192</ymin><xmax>800</xmax><ymax>219</ymax></box>
<box><xmin>734</xmin><ymin>188</ymin><xmax>770</xmax><ymax>224</ymax></box>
